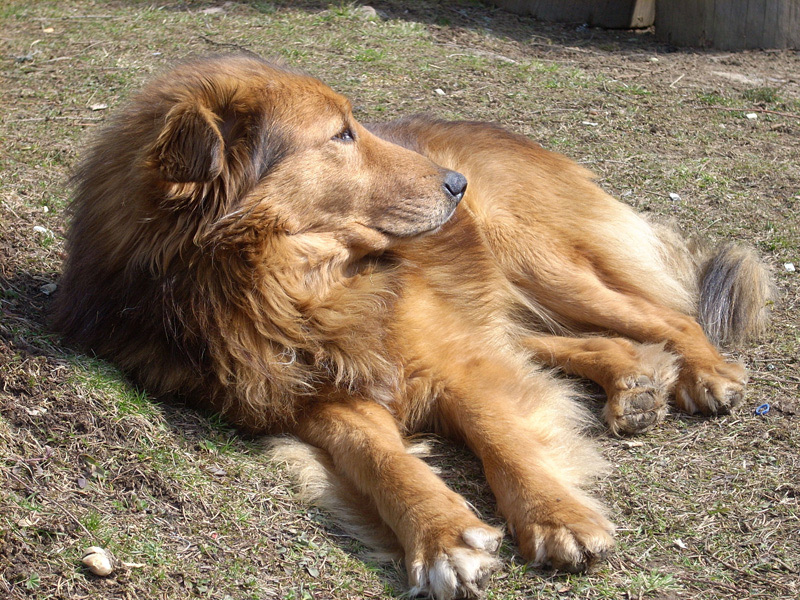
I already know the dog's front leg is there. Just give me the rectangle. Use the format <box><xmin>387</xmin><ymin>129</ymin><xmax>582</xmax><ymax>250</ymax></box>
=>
<box><xmin>293</xmin><ymin>397</ymin><xmax>502</xmax><ymax>600</ymax></box>
<box><xmin>435</xmin><ymin>364</ymin><xmax>615</xmax><ymax>572</ymax></box>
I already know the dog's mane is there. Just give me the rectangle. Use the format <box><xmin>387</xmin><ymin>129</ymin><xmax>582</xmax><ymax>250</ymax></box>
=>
<box><xmin>54</xmin><ymin>57</ymin><xmax>400</xmax><ymax>431</ymax></box>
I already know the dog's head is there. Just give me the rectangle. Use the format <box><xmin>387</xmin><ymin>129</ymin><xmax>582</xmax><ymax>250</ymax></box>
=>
<box><xmin>59</xmin><ymin>56</ymin><xmax>462</xmax><ymax>415</ymax></box>
<box><xmin>140</xmin><ymin>55</ymin><xmax>465</xmax><ymax>255</ymax></box>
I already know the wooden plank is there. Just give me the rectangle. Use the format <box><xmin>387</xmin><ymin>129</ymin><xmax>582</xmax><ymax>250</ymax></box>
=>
<box><xmin>776</xmin><ymin>0</ymin><xmax>800</xmax><ymax>48</ymax></box>
<box><xmin>765</xmin><ymin>0</ymin><xmax>781</xmax><ymax>47</ymax></box>
<box><xmin>714</xmin><ymin>1</ymin><xmax>749</xmax><ymax>48</ymax></box>
<box><xmin>656</xmin><ymin>0</ymin><xmax>800</xmax><ymax>49</ymax></box>
<box><xmin>630</xmin><ymin>0</ymin><xmax>656</xmax><ymax>28</ymax></box>
<box><xmin>745</xmin><ymin>0</ymin><xmax>768</xmax><ymax>49</ymax></box>
<box><xmin>655</xmin><ymin>0</ymin><xmax>708</xmax><ymax>46</ymax></box>
<box><xmin>496</xmin><ymin>0</ymin><xmax>799</xmax><ymax>48</ymax></box>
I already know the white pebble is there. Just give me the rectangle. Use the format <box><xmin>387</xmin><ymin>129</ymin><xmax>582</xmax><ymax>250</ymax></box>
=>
<box><xmin>355</xmin><ymin>5</ymin><xmax>378</xmax><ymax>19</ymax></box>
<box><xmin>82</xmin><ymin>546</ymin><xmax>113</xmax><ymax>576</ymax></box>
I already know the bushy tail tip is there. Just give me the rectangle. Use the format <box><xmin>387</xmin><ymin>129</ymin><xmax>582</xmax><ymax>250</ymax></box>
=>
<box><xmin>698</xmin><ymin>243</ymin><xmax>775</xmax><ymax>347</ymax></box>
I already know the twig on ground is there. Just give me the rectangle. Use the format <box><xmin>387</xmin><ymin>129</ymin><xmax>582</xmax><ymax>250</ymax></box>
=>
<box><xmin>670</xmin><ymin>73</ymin><xmax>685</xmax><ymax>87</ymax></box>
<box><xmin>198</xmin><ymin>35</ymin><xmax>253</xmax><ymax>54</ymax></box>
<box><xmin>751</xmin><ymin>373</ymin><xmax>800</xmax><ymax>385</ymax></box>
<box><xmin>13</xmin><ymin>116</ymin><xmax>104</xmax><ymax>123</ymax></box>
<box><xmin>31</xmin><ymin>15</ymin><xmax>121</xmax><ymax>20</ymax></box>
<box><xmin>50</xmin><ymin>498</ymin><xmax>95</xmax><ymax>539</ymax></box>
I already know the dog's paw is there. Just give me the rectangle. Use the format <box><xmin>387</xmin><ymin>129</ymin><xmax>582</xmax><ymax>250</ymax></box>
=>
<box><xmin>603</xmin><ymin>375</ymin><xmax>669</xmax><ymax>435</ymax></box>
<box><xmin>515</xmin><ymin>500</ymin><xmax>614</xmax><ymax>573</ymax></box>
<box><xmin>408</xmin><ymin>526</ymin><xmax>502</xmax><ymax>600</ymax></box>
<box><xmin>675</xmin><ymin>361</ymin><xmax>747</xmax><ymax>416</ymax></box>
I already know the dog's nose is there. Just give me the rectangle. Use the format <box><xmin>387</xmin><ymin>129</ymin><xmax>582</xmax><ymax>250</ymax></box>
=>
<box><xmin>443</xmin><ymin>170</ymin><xmax>467</xmax><ymax>202</ymax></box>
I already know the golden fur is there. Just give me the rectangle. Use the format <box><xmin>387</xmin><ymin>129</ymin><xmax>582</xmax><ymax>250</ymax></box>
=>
<box><xmin>54</xmin><ymin>56</ymin><xmax>773</xmax><ymax>599</ymax></box>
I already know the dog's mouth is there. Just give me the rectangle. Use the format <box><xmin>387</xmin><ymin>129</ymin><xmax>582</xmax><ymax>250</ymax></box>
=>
<box><xmin>411</xmin><ymin>203</ymin><xmax>459</xmax><ymax>237</ymax></box>
<box><xmin>371</xmin><ymin>198</ymin><xmax>461</xmax><ymax>240</ymax></box>
<box><xmin>371</xmin><ymin>216</ymin><xmax>451</xmax><ymax>240</ymax></box>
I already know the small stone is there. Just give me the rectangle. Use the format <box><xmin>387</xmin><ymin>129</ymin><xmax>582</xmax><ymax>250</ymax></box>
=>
<box><xmin>82</xmin><ymin>547</ymin><xmax>113</xmax><ymax>576</ymax></box>
<box><xmin>434</xmin><ymin>88</ymin><xmax>445</xmax><ymax>96</ymax></box>
<box><xmin>784</xmin><ymin>263</ymin><xmax>795</xmax><ymax>272</ymax></box>
<box><xmin>355</xmin><ymin>5</ymin><xmax>378</xmax><ymax>19</ymax></box>
<box><xmin>208</xmin><ymin>466</ymin><xmax>227</xmax><ymax>477</ymax></box>
<box><xmin>745</xmin><ymin>113</ymin><xmax>758</xmax><ymax>120</ymax></box>
<box><xmin>669</xmin><ymin>192</ymin><xmax>681</xmax><ymax>202</ymax></box>
<box><xmin>40</xmin><ymin>283</ymin><xmax>57</xmax><ymax>295</ymax></box>
<box><xmin>621</xmin><ymin>440</ymin><xmax>644</xmax><ymax>449</ymax></box>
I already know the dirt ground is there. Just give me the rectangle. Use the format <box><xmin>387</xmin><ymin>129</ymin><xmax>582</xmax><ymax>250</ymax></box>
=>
<box><xmin>1</xmin><ymin>1</ymin><xmax>798</xmax><ymax>599</ymax></box>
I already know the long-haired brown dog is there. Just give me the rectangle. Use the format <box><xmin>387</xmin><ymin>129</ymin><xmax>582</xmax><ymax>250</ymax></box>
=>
<box><xmin>54</xmin><ymin>56</ymin><xmax>773</xmax><ymax>599</ymax></box>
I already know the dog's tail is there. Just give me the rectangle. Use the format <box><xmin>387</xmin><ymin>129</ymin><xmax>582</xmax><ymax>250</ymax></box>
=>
<box><xmin>652</xmin><ymin>221</ymin><xmax>774</xmax><ymax>347</ymax></box>
<box><xmin>696</xmin><ymin>243</ymin><xmax>775</xmax><ymax>347</ymax></box>
<box><xmin>266</xmin><ymin>435</ymin><xmax>405</xmax><ymax>560</ymax></box>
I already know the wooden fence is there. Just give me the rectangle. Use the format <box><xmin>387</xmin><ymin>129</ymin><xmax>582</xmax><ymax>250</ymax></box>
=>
<box><xmin>492</xmin><ymin>0</ymin><xmax>799</xmax><ymax>49</ymax></box>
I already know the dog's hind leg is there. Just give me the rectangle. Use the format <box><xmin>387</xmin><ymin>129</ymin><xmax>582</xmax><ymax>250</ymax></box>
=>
<box><xmin>517</xmin><ymin>269</ymin><xmax>748</xmax><ymax>417</ymax></box>
<box><xmin>522</xmin><ymin>336</ymin><xmax>679</xmax><ymax>435</ymax></box>
<box><xmin>293</xmin><ymin>396</ymin><xmax>502</xmax><ymax>600</ymax></box>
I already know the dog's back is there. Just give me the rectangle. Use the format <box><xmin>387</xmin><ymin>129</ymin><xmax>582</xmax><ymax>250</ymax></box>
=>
<box><xmin>374</xmin><ymin>115</ymin><xmax>773</xmax><ymax>346</ymax></box>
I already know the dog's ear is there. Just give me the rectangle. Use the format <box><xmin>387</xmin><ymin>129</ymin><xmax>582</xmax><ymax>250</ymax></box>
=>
<box><xmin>147</xmin><ymin>100</ymin><xmax>224</xmax><ymax>183</ymax></box>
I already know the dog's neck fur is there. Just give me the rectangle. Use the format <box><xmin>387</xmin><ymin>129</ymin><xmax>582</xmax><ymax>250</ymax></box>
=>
<box><xmin>189</xmin><ymin>227</ymin><xmax>403</xmax><ymax>430</ymax></box>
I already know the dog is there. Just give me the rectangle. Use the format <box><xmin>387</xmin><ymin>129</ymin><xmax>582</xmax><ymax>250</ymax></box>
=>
<box><xmin>53</xmin><ymin>55</ymin><xmax>773</xmax><ymax>599</ymax></box>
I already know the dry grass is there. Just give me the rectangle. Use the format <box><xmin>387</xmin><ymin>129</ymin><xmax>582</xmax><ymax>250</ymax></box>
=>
<box><xmin>1</xmin><ymin>1</ymin><xmax>798</xmax><ymax>599</ymax></box>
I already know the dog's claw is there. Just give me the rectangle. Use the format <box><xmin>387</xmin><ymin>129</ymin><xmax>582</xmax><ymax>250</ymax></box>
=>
<box><xmin>675</xmin><ymin>361</ymin><xmax>747</xmax><ymax>416</ymax></box>
<box><xmin>408</xmin><ymin>526</ymin><xmax>502</xmax><ymax>600</ymax></box>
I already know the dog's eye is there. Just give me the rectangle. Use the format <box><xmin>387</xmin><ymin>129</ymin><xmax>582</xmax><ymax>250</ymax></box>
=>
<box><xmin>332</xmin><ymin>128</ymin><xmax>355</xmax><ymax>143</ymax></box>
